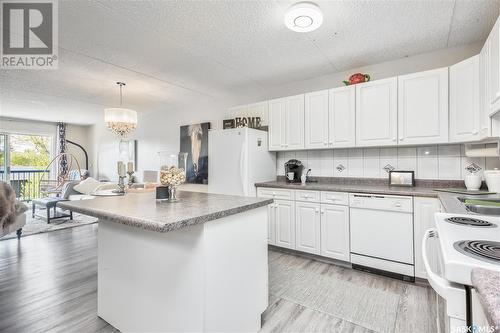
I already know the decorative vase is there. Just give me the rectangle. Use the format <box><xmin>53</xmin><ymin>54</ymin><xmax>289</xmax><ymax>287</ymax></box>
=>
<box><xmin>158</xmin><ymin>151</ymin><xmax>188</xmax><ymax>202</ymax></box>
<box><xmin>464</xmin><ymin>174</ymin><xmax>481</xmax><ymax>191</ymax></box>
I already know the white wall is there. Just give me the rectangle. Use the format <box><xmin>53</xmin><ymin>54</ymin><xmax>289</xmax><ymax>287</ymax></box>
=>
<box><xmin>0</xmin><ymin>117</ymin><xmax>93</xmax><ymax>173</ymax></box>
<box><xmin>92</xmin><ymin>102</ymin><xmax>226</xmax><ymax>182</ymax></box>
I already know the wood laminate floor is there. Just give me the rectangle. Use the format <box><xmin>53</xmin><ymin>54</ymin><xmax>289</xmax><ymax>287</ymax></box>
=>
<box><xmin>0</xmin><ymin>224</ymin><xmax>437</xmax><ymax>333</ymax></box>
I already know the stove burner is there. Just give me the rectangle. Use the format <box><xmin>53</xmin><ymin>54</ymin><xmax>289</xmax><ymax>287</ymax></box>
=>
<box><xmin>445</xmin><ymin>216</ymin><xmax>496</xmax><ymax>227</ymax></box>
<box><xmin>454</xmin><ymin>240</ymin><xmax>500</xmax><ymax>264</ymax></box>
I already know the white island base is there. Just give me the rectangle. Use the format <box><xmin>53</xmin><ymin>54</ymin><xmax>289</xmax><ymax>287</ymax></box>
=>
<box><xmin>97</xmin><ymin>207</ymin><xmax>268</xmax><ymax>333</ymax></box>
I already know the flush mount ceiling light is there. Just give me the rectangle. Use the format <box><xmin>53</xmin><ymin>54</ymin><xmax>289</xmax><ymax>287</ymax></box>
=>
<box><xmin>284</xmin><ymin>2</ymin><xmax>323</xmax><ymax>33</ymax></box>
<box><xmin>104</xmin><ymin>82</ymin><xmax>137</xmax><ymax>137</ymax></box>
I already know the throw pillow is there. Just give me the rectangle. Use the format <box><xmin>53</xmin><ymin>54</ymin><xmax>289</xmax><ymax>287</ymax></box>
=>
<box><xmin>73</xmin><ymin>177</ymin><xmax>101</xmax><ymax>195</ymax></box>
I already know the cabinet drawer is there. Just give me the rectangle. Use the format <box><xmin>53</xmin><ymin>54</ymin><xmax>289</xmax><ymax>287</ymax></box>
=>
<box><xmin>295</xmin><ymin>190</ymin><xmax>320</xmax><ymax>202</ymax></box>
<box><xmin>256</xmin><ymin>188</ymin><xmax>294</xmax><ymax>200</ymax></box>
<box><xmin>320</xmin><ymin>191</ymin><xmax>349</xmax><ymax>206</ymax></box>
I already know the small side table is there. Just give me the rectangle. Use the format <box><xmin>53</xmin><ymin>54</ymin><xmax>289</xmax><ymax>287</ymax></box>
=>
<box><xmin>32</xmin><ymin>197</ymin><xmax>73</xmax><ymax>223</ymax></box>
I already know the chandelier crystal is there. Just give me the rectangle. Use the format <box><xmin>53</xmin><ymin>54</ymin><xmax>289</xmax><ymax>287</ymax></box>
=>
<box><xmin>105</xmin><ymin>82</ymin><xmax>137</xmax><ymax>137</ymax></box>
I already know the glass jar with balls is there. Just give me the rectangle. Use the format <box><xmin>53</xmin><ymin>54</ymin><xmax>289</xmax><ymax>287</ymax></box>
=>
<box><xmin>158</xmin><ymin>151</ymin><xmax>188</xmax><ymax>202</ymax></box>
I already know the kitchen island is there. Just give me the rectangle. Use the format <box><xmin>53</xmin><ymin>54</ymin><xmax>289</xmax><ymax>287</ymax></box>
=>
<box><xmin>58</xmin><ymin>191</ymin><xmax>272</xmax><ymax>333</ymax></box>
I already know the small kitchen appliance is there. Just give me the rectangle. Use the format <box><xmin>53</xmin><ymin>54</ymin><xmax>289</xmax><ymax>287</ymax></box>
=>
<box><xmin>284</xmin><ymin>159</ymin><xmax>303</xmax><ymax>183</ymax></box>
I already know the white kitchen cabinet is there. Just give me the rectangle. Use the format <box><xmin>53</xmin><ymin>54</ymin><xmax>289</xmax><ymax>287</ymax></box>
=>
<box><xmin>487</xmin><ymin>17</ymin><xmax>500</xmax><ymax>115</ymax></box>
<box><xmin>268</xmin><ymin>98</ymin><xmax>287</xmax><ymax>150</ymax></box>
<box><xmin>295</xmin><ymin>202</ymin><xmax>321</xmax><ymax>254</ymax></box>
<box><xmin>267</xmin><ymin>203</ymin><xmax>276</xmax><ymax>245</ymax></box>
<box><xmin>286</xmin><ymin>94</ymin><xmax>305</xmax><ymax>150</ymax></box>
<box><xmin>356</xmin><ymin>77</ymin><xmax>398</xmax><ymax>147</ymax></box>
<box><xmin>320</xmin><ymin>204</ymin><xmax>350</xmax><ymax>262</ymax></box>
<box><xmin>414</xmin><ymin>197</ymin><xmax>442</xmax><ymax>279</ymax></box>
<box><xmin>450</xmin><ymin>56</ymin><xmax>480</xmax><ymax>142</ymax></box>
<box><xmin>268</xmin><ymin>95</ymin><xmax>304</xmax><ymax>151</ymax></box>
<box><xmin>305</xmin><ymin>90</ymin><xmax>329</xmax><ymax>149</ymax></box>
<box><xmin>329</xmin><ymin>86</ymin><xmax>356</xmax><ymax>148</ymax></box>
<box><xmin>398</xmin><ymin>68</ymin><xmax>449</xmax><ymax>145</ymax></box>
<box><xmin>480</xmin><ymin>37</ymin><xmax>492</xmax><ymax>137</ymax></box>
<box><xmin>275</xmin><ymin>199</ymin><xmax>296</xmax><ymax>249</ymax></box>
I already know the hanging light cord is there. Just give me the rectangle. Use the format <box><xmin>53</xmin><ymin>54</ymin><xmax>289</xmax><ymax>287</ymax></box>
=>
<box><xmin>117</xmin><ymin>82</ymin><xmax>125</xmax><ymax>107</ymax></box>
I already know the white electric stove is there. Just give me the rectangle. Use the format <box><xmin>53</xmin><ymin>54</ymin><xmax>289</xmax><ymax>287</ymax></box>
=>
<box><xmin>422</xmin><ymin>213</ymin><xmax>500</xmax><ymax>333</ymax></box>
<box><xmin>435</xmin><ymin>213</ymin><xmax>500</xmax><ymax>285</ymax></box>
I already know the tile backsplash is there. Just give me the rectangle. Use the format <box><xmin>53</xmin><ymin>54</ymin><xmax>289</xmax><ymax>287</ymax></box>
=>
<box><xmin>276</xmin><ymin>144</ymin><xmax>500</xmax><ymax>180</ymax></box>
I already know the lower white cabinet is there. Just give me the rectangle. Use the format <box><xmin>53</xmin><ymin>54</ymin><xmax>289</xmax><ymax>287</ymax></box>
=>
<box><xmin>320</xmin><ymin>204</ymin><xmax>350</xmax><ymax>262</ymax></box>
<box><xmin>295</xmin><ymin>202</ymin><xmax>321</xmax><ymax>254</ymax></box>
<box><xmin>413</xmin><ymin>197</ymin><xmax>442</xmax><ymax>279</ymax></box>
<box><xmin>274</xmin><ymin>200</ymin><xmax>296</xmax><ymax>249</ymax></box>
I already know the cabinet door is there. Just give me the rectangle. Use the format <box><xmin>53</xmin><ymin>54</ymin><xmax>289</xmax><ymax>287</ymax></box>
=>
<box><xmin>480</xmin><ymin>41</ymin><xmax>492</xmax><ymax>138</ymax></box>
<box><xmin>305</xmin><ymin>90</ymin><xmax>329</xmax><ymax>149</ymax></box>
<box><xmin>488</xmin><ymin>18</ymin><xmax>500</xmax><ymax>114</ymax></box>
<box><xmin>398</xmin><ymin>68</ymin><xmax>449</xmax><ymax>145</ymax></box>
<box><xmin>450</xmin><ymin>56</ymin><xmax>480</xmax><ymax>142</ymax></box>
<box><xmin>285</xmin><ymin>94</ymin><xmax>305</xmax><ymax>150</ymax></box>
<box><xmin>414</xmin><ymin>197</ymin><xmax>441</xmax><ymax>279</ymax></box>
<box><xmin>268</xmin><ymin>98</ymin><xmax>286</xmax><ymax>150</ymax></box>
<box><xmin>275</xmin><ymin>200</ymin><xmax>296</xmax><ymax>249</ymax></box>
<box><xmin>295</xmin><ymin>202</ymin><xmax>320</xmax><ymax>254</ymax></box>
<box><xmin>356</xmin><ymin>78</ymin><xmax>398</xmax><ymax>147</ymax></box>
<box><xmin>320</xmin><ymin>204</ymin><xmax>350</xmax><ymax>262</ymax></box>
<box><xmin>267</xmin><ymin>203</ymin><xmax>276</xmax><ymax>245</ymax></box>
<box><xmin>329</xmin><ymin>86</ymin><xmax>356</xmax><ymax>148</ymax></box>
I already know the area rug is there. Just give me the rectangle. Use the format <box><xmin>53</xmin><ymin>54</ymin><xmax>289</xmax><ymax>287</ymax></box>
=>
<box><xmin>1</xmin><ymin>212</ymin><xmax>98</xmax><ymax>240</ymax></box>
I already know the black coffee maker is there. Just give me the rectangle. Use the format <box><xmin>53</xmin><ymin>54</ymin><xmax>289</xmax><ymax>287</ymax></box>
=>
<box><xmin>284</xmin><ymin>159</ymin><xmax>303</xmax><ymax>183</ymax></box>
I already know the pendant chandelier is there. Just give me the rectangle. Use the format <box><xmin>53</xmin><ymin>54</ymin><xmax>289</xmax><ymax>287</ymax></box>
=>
<box><xmin>104</xmin><ymin>82</ymin><xmax>137</xmax><ymax>137</ymax></box>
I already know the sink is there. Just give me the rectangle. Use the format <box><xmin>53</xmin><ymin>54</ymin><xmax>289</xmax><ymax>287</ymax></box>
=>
<box><xmin>458</xmin><ymin>197</ymin><xmax>500</xmax><ymax>216</ymax></box>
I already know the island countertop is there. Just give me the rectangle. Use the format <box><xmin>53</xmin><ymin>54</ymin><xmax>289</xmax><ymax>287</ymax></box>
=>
<box><xmin>57</xmin><ymin>191</ymin><xmax>273</xmax><ymax>233</ymax></box>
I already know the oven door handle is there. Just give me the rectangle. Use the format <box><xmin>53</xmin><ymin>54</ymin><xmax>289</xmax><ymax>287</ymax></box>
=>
<box><xmin>422</xmin><ymin>228</ymin><xmax>457</xmax><ymax>299</ymax></box>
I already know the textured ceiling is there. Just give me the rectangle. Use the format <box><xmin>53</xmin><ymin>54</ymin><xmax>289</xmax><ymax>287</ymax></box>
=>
<box><xmin>0</xmin><ymin>0</ymin><xmax>499</xmax><ymax>125</ymax></box>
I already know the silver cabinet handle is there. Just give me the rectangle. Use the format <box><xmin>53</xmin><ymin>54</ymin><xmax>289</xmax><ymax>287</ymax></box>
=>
<box><xmin>392</xmin><ymin>137</ymin><xmax>396</xmax><ymax>141</ymax></box>
<box><xmin>315</xmin><ymin>208</ymin><xmax>319</xmax><ymax>213</ymax></box>
<box><xmin>321</xmin><ymin>209</ymin><xmax>325</xmax><ymax>214</ymax></box>
<box><xmin>472</xmin><ymin>130</ymin><xmax>478</xmax><ymax>135</ymax></box>
<box><xmin>399</xmin><ymin>137</ymin><xmax>404</xmax><ymax>141</ymax></box>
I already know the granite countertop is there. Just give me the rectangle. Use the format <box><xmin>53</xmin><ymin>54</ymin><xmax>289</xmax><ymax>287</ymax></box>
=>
<box><xmin>471</xmin><ymin>268</ymin><xmax>500</xmax><ymax>332</ymax></box>
<box><xmin>255</xmin><ymin>180</ymin><xmax>440</xmax><ymax>198</ymax></box>
<box><xmin>57</xmin><ymin>191</ymin><xmax>273</xmax><ymax>233</ymax></box>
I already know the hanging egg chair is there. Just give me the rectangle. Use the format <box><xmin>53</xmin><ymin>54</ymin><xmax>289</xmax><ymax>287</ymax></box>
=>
<box><xmin>39</xmin><ymin>153</ymin><xmax>83</xmax><ymax>196</ymax></box>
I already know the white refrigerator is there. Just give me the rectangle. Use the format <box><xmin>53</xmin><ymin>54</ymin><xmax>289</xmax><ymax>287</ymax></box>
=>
<box><xmin>208</xmin><ymin>127</ymin><xmax>276</xmax><ymax>197</ymax></box>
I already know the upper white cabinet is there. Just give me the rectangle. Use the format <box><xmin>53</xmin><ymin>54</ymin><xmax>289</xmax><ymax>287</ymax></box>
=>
<box><xmin>487</xmin><ymin>18</ymin><xmax>500</xmax><ymax>115</ymax></box>
<box><xmin>450</xmin><ymin>56</ymin><xmax>480</xmax><ymax>142</ymax></box>
<box><xmin>286</xmin><ymin>95</ymin><xmax>305</xmax><ymax>150</ymax></box>
<box><xmin>398</xmin><ymin>68</ymin><xmax>449</xmax><ymax>145</ymax></box>
<box><xmin>305</xmin><ymin>90</ymin><xmax>329</xmax><ymax>149</ymax></box>
<box><xmin>268</xmin><ymin>98</ymin><xmax>287</xmax><ymax>150</ymax></box>
<box><xmin>356</xmin><ymin>77</ymin><xmax>398</xmax><ymax>147</ymax></box>
<box><xmin>480</xmin><ymin>39</ymin><xmax>492</xmax><ymax>137</ymax></box>
<box><xmin>268</xmin><ymin>95</ymin><xmax>305</xmax><ymax>151</ymax></box>
<box><xmin>329</xmin><ymin>86</ymin><xmax>356</xmax><ymax>148</ymax></box>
